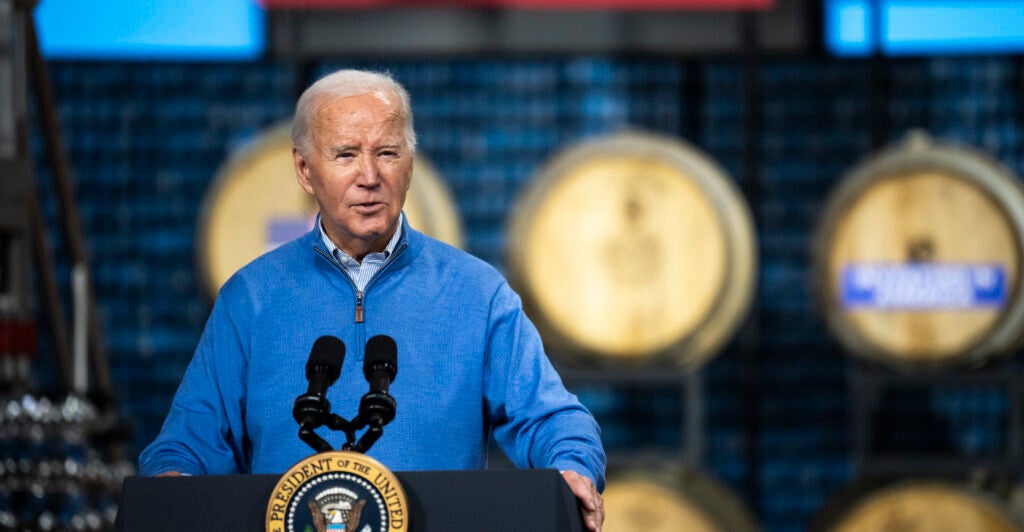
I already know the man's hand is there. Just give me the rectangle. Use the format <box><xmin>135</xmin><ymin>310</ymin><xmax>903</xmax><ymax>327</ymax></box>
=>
<box><xmin>156</xmin><ymin>471</ymin><xmax>183</xmax><ymax>477</ymax></box>
<box><xmin>561</xmin><ymin>470</ymin><xmax>604</xmax><ymax>532</ymax></box>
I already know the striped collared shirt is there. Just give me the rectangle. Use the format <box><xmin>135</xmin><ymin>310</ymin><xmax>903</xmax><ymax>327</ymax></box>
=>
<box><xmin>318</xmin><ymin>213</ymin><xmax>404</xmax><ymax>292</ymax></box>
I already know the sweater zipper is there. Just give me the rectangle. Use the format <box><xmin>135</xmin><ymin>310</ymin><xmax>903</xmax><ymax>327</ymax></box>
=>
<box><xmin>356</xmin><ymin>243</ymin><xmax>408</xmax><ymax>324</ymax></box>
<box><xmin>314</xmin><ymin>243</ymin><xmax>408</xmax><ymax>325</ymax></box>
<box><xmin>356</xmin><ymin>243</ymin><xmax>407</xmax><ymax>321</ymax></box>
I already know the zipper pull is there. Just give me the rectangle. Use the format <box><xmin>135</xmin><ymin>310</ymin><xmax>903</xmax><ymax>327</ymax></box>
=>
<box><xmin>355</xmin><ymin>291</ymin><xmax>364</xmax><ymax>323</ymax></box>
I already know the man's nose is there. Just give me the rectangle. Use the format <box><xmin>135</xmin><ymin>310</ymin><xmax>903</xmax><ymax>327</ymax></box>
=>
<box><xmin>356</xmin><ymin>156</ymin><xmax>381</xmax><ymax>186</ymax></box>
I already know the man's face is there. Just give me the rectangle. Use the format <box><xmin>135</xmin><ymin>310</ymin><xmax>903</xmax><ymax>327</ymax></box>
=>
<box><xmin>294</xmin><ymin>92</ymin><xmax>412</xmax><ymax>258</ymax></box>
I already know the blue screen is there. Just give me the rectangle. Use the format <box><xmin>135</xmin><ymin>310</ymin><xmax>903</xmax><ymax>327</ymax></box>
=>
<box><xmin>825</xmin><ymin>0</ymin><xmax>1024</xmax><ymax>56</ymax></box>
<box><xmin>35</xmin><ymin>0</ymin><xmax>265</xmax><ymax>60</ymax></box>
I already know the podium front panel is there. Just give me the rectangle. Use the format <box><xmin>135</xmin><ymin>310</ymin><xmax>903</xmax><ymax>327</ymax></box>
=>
<box><xmin>116</xmin><ymin>469</ymin><xmax>585</xmax><ymax>532</ymax></box>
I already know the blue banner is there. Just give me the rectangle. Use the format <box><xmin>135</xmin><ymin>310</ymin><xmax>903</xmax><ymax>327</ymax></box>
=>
<box><xmin>841</xmin><ymin>263</ymin><xmax>1007</xmax><ymax>310</ymax></box>
<box><xmin>36</xmin><ymin>0</ymin><xmax>265</xmax><ymax>60</ymax></box>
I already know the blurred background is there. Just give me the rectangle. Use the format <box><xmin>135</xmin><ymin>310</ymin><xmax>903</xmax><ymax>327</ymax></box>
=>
<box><xmin>4</xmin><ymin>0</ymin><xmax>1024</xmax><ymax>530</ymax></box>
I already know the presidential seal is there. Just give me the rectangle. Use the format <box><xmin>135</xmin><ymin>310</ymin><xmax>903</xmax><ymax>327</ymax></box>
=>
<box><xmin>266</xmin><ymin>451</ymin><xmax>408</xmax><ymax>532</ymax></box>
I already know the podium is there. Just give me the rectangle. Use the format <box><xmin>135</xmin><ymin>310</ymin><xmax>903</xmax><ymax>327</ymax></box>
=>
<box><xmin>115</xmin><ymin>469</ymin><xmax>585</xmax><ymax>532</ymax></box>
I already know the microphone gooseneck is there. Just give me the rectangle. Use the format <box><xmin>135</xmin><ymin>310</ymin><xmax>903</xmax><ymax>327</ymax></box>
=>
<box><xmin>293</xmin><ymin>334</ymin><xmax>399</xmax><ymax>454</ymax></box>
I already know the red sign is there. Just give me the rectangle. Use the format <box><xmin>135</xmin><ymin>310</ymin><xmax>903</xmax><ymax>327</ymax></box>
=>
<box><xmin>262</xmin><ymin>0</ymin><xmax>772</xmax><ymax>9</ymax></box>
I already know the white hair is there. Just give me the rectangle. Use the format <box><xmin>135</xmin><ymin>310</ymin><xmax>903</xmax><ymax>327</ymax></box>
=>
<box><xmin>291</xmin><ymin>69</ymin><xmax>417</xmax><ymax>157</ymax></box>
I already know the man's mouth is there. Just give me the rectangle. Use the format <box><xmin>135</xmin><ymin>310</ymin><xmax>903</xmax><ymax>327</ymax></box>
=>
<box><xmin>353</xmin><ymin>202</ymin><xmax>385</xmax><ymax>212</ymax></box>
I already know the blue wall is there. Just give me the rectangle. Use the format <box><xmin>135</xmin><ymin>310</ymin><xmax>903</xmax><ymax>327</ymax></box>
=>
<box><xmin>33</xmin><ymin>56</ymin><xmax>1024</xmax><ymax>531</ymax></box>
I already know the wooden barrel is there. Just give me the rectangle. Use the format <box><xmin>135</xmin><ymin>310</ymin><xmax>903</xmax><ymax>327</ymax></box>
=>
<box><xmin>603</xmin><ymin>467</ymin><xmax>758</xmax><ymax>532</ymax></box>
<box><xmin>812</xmin><ymin>479</ymin><xmax>1024</xmax><ymax>532</ymax></box>
<box><xmin>507</xmin><ymin>131</ymin><xmax>757</xmax><ymax>368</ymax></box>
<box><xmin>813</xmin><ymin>131</ymin><xmax>1024</xmax><ymax>370</ymax></box>
<box><xmin>197</xmin><ymin>123</ymin><xmax>464</xmax><ymax>298</ymax></box>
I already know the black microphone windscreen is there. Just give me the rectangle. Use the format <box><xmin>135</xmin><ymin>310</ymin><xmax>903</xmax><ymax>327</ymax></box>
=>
<box><xmin>364</xmin><ymin>335</ymin><xmax>397</xmax><ymax>380</ymax></box>
<box><xmin>307</xmin><ymin>335</ymin><xmax>345</xmax><ymax>379</ymax></box>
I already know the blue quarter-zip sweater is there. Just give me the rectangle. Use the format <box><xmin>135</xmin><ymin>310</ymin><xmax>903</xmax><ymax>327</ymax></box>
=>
<box><xmin>139</xmin><ymin>218</ymin><xmax>606</xmax><ymax>490</ymax></box>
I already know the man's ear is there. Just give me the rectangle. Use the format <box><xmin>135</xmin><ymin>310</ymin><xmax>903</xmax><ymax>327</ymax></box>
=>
<box><xmin>293</xmin><ymin>147</ymin><xmax>315</xmax><ymax>195</ymax></box>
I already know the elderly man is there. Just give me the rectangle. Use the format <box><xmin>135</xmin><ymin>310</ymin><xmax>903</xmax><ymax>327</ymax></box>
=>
<box><xmin>140</xmin><ymin>69</ymin><xmax>605</xmax><ymax>530</ymax></box>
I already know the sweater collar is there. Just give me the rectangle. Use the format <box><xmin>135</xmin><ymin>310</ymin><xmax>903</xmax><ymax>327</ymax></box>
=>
<box><xmin>307</xmin><ymin>213</ymin><xmax>421</xmax><ymax>273</ymax></box>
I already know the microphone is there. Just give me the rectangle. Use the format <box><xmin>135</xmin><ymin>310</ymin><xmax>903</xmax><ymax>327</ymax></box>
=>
<box><xmin>364</xmin><ymin>335</ymin><xmax>398</xmax><ymax>393</ymax></box>
<box><xmin>292</xmin><ymin>335</ymin><xmax>345</xmax><ymax>429</ymax></box>
<box><xmin>359</xmin><ymin>335</ymin><xmax>397</xmax><ymax>427</ymax></box>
